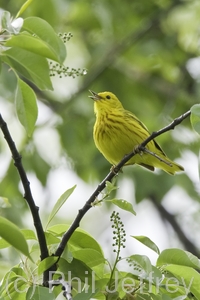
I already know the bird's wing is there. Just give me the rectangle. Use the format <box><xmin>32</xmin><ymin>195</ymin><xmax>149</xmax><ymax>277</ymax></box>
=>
<box><xmin>153</xmin><ymin>139</ymin><xmax>166</xmax><ymax>157</ymax></box>
<box><xmin>125</xmin><ymin>110</ymin><xmax>150</xmax><ymax>133</ymax></box>
<box><xmin>125</xmin><ymin>110</ymin><xmax>167</xmax><ymax>157</ymax></box>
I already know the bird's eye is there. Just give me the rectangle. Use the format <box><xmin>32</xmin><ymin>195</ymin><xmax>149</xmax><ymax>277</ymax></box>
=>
<box><xmin>106</xmin><ymin>95</ymin><xmax>111</xmax><ymax>99</ymax></box>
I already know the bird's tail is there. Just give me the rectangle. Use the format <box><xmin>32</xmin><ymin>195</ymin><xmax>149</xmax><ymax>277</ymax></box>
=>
<box><xmin>150</xmin><ymin>139</ymin><xmax>184</xmax><ymax>175</ymax></box>
<box><xmin>156</xmin><ymin>154</ymin><xmax>184</xmax><ymax>175</ymax></box>
<box><xmin>139</xmin><ymin>157</ymin><xmax>184</xmax><ymax>175</ymax></box>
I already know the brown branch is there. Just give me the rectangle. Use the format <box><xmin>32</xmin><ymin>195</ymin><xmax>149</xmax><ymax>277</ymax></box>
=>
<box><xmin>139</xmin><ymin>110</ymin><xmax>191</xmax><ymax>149</ymax></box>
<box><xmin>0</xmin><ymin>114</ymin><xmax>50</xmax><ymax>283</ymax></box>
<box><xmin>54</xmin><ymin>110</ymin><xmax>191</xmax><ymax>258</ymax></box>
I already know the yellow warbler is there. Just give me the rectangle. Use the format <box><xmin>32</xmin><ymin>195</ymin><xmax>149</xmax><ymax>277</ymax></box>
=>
<box><xmin>89</xmin><ymin>90</ymin><xmax>184</xmax><ymax>175</ymax></box>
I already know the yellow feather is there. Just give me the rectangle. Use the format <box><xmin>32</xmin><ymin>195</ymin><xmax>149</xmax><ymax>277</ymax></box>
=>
<box><xmin>90</xmin><ymin>91</ymin><xmax>184</xmax><ymax>175</ymax></box>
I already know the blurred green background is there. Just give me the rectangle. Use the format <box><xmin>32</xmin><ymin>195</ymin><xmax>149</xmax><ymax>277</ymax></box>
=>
<box><xmin>0</xmin><ymin>0</ymin><xmax>200</xmax><ymax>274</ymax></box>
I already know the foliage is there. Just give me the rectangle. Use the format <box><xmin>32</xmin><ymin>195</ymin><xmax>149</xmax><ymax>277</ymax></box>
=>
<box><xmin>1</xmin><ymin>206</ymin><xmax>200</xmax><ymax>299</ymax></box>
<box><xmin>0</xmin><ymin>0</ymin><xmax>200</xmax><ymax>300</ymax></box>
<box><xmin>1</xmin><ymin>11</ymin><xmax>65</xmax><ymax>134</ymax></box>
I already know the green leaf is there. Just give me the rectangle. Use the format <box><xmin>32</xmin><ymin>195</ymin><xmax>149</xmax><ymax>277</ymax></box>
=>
<box><xmin>128</xmin><ymin>254</ymin><xmax>152</xmax><ymax>279</ymax></box>
<box><xmin>62</xmin><ymin>246</ymin><xmax>73</xmax><ymax>263</ymax></box>
<box><xmin>2</xmin><ymin>47</ymin><xmax>53</xmax><ymax>90</ymax></box>
<box><xmin>58</xmin><ymin>257</ymin><xmax>93</xmax><ymax>284</ymax></box>
<box><xmin>68</xmin><ymin>229</ymin><xmax>103</xmax><ymax>254</ymax></box>
<box><xmin>190</xmin><ymin>104</ymin><xmax>200</xmax><ymax>135</ymax></box>
<box><xmin>149</xmin><ymin>295</ymin><xmax>162</xmax><ymax>300</ymax></box>
<box><xmin>131</xmin><ymin>235</ymin><xmax>160</xmax><ymax>254</ymax></box>
<box><xmin>0</xmin><ymin>216</ymin><xmax>31</xmax><ymax>259</ymax></box>
<box><xmin>134</xmin><ymin>294</ymin><xmax>152</xmax><ymax>300</ymax></box>
<box><xmin>48</xmin><ymin>225</ymin><xmax>103</xmax><ymax>254</ymax></box>
<box><xmin>23</xmin><ymin>17</ymin><xmax>66</xmax><ymax>63</ymax></box>
<box><xmin>0</xmin><ymin>238</ymin><xmax>10</xmax><ymax>249</ymax></box>
<box><xmin>46</xmin><ymin>185</ymin><xmax>76</xmax><ymax>228</ymax></box>
<box><xmin>164</xmin><ymin>264</ymin><xmax>200</xmax><ymax>299</ymax></box>
<box><xmin>0</xmin><ymin>267</ymin><xmax>27</xmax><ymax>295</ymax></box>
<box><xmin>157</xmin><ymin>248</ymin><xmax>200</xmax><ymax>270</ymax></box>
<box><xmin>38</xmin><ymin>256</ymin><xmax>59</xmax><ymax>275</ymax></box>
<box><xmin>16</xmin><ymin>0</ymin><xmax>33</xmax><ymax>18</ymax></box>
<box><xmin>48</xmin><ymin>223</ymin><xmax>70</xmax><ymax>235</ymax></box>
<box><xmin>72</xmin><ymin>249</ymin><xmax>105</xmax><ymax>268</ymax></box>
<box><xmin>151</xmin><ymin>265</ymin><xmax>163</xmax><ymax>285</ymax></box>
<box><xmin>106</xmin><ymin>199</ymin><xmax>136</xmax><ymax>215</ymax></box>
<box><xmin>15</xmin><ymin>78</ymin><xmax>38</xmax><ymax>136</ymax></box>
<box><xmin>21</xmin><ymin>229</ymin><xmax>37</xmax><ymax>240</ymax></box>
<box><xmin>45</xmin><ymin>232</ymin><xmax>60</xmax><ymax>245</ymax></box>
<box><xmin>105</xmin><ymin>181</ymin><xmax>118</xmax><ymax>194</ymax></box>
<box><xmin>6</xmin><ymin>31</ymin><xmax>63</xmax><ymax>62</ymax></box>
<box><xmin>74</xmin><ymin>288</ymin><xmax>97</xmax><ymax>300</ymax></box>
<box><xmin>0</xmin><ymin>270</ymin><xmax>15</xmax><ymax>297</ymax></box>
<box><xmin>11</xmin><ymin>266</ymin><xmax>27</xmax><ymax>278</ymax></box>
<box><xmin>1</xmin><ymin>277</ymin><xmax>27</xmax><ymax>299</ymax></box>
<box><xmin>26</xmin><ymin>286</ymin><xmax>55</xmax><ymax>300</ymax></box>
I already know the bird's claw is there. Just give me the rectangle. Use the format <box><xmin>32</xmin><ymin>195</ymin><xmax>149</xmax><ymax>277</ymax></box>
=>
<box><xmin>134</xmin><ymin>145</ymin><xmax>143</xmax><ymax>156</ymax></box>
<box><xmin>110</xmin><ymin>165</ymin><xmax>123</xmax><ymax>174</ymax></box>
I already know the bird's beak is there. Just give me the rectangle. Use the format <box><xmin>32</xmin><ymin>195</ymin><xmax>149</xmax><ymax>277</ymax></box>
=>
<box><xmin>88</xmin><ymin>90</ymin><xmax>102</xmax><ymax>101</ymax></box>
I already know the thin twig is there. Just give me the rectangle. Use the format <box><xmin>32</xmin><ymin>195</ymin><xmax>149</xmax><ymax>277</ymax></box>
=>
<box><xmin>140</xmin><ymin>110</ymin><xmax>191</xmax><ymax>149</ymax></box>
<box><xmin>54</xmin><ymin>110</ymin><xmax>190</xmax><ymax>258</ymax></box>
<box><xmin>0</xmin><ymin>114</ymin><xmax>50</xmax><ymax>283</ymax></box>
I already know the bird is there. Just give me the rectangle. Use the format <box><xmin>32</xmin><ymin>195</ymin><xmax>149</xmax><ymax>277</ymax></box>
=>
<box><xmin>89</xmin><ymin>90</ymin><xmax>184</xmax><ymax>175</ymax></box>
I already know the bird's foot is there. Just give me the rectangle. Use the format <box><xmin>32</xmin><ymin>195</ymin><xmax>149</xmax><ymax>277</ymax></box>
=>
<box><xmin>110</xmin><ymin>165</ymin><xmax>123</xmax><ymax>174</ymax></box>
<box><xmin>133</xmin><ymin>145</ymin><xmax>143</xmax><ymax>156</ymax></box>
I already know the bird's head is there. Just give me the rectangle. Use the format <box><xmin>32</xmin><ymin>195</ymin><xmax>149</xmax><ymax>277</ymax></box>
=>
<box><xmin>89</xmin><ymin>90</ymin><xmax>123</xmax><ymax>113</ymax></box>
